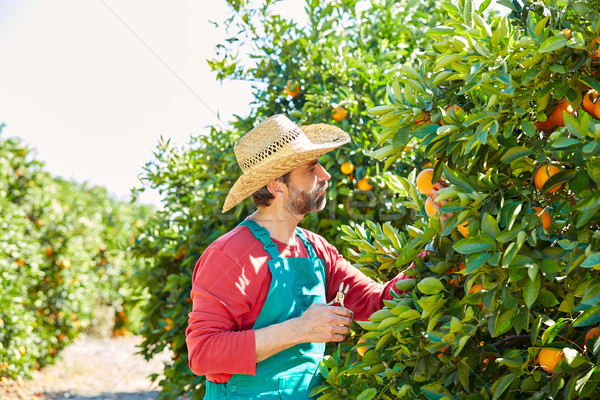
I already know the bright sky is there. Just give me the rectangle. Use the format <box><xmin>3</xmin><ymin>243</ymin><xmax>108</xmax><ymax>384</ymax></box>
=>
<box><xmin>0</xmin><ymin>0</ymin><xmax>306</xmax><ymax>207</ymax></box>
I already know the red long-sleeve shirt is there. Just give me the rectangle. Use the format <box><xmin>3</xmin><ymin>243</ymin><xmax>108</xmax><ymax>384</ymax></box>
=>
<box><xmin>186</xmin><ymin>223</ymin><xmax>409</xmax><ymax>383</ymax></box>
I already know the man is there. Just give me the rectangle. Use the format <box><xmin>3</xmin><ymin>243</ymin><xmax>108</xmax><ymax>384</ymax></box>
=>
<box><xmin>186</xmin><ymin>114</ymin><xmax>410</xmax><ymax>399</ymax></box>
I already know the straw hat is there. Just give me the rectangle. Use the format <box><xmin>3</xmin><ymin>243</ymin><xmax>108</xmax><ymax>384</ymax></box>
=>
<box><xmin>222</xmin><ymin>114</ymin><xmax>350</xmax><ymax>212</ymax></box>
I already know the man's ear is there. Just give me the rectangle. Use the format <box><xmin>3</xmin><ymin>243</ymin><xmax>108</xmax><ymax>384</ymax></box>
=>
<box><xmin>267</xmin><ymin>180</ymin><xmax>286</xmax><ymax>199</ymax></box>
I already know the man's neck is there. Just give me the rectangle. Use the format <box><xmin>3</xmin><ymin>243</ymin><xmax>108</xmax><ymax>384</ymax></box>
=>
<box><xmin>249</xmin><ymin>207</ymin><xmax>303</xmax><ymax>245</ymax></box>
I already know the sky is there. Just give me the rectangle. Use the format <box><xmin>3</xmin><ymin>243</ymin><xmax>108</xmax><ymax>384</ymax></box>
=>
<box><xmin>0</xmin><ymin>0</ymin><xmax>307</xmax><ymax>207</ymax></box>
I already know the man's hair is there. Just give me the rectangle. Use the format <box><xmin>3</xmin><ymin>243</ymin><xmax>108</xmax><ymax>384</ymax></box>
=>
<box><xmin>251</xmin><ymin>171</ymin><xmax>292</xmax><ymax>208</ymax></box>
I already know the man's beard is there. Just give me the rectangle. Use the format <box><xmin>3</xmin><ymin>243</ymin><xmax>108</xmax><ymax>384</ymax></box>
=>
<box><xmin>285</xmin><ymin>182</ymin><xmax>328</xmax><ymax>215</ymax></box>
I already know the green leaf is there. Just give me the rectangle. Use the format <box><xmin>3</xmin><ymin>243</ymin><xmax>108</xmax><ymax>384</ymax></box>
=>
<box><xmin>420</xmin><ymin>383</ymin><xmax>454</xmax><ymax>400</ymax></box>
<box><xmin>357</xmin><ymin>388</ymin><xmax>377</xmax><ymax>400</ymax></box>
<box><xmin>579</xmin><ymin>76</ymin><xmax>600</xmax><ymax>93</ymax></box>
<box><xmin>494</xmin><ymin>309</ymin><xmax>517</xmax><ymax>337</ymax></box>
<box><xmin>442</xmin><ymin>165</ymin><xmax>478</xmax><ymax>192</ymax></box>
<box><xmin>538</xmin><ymin>35</ymin><xmax>568</xmax><ymax>52</ymax></box>
<box><xmin>524</xmin><ymin>274</ymin><xmax>541</xmax><ymax>308</ymax></box>
<box><xmin>481</xmin><ymin>213</ymin><xmax>499</xmax><ymax>239</ymax></box>
<box><xmin>418</xmin><ymin>277</ymin><xmax>445</xmax><ymax>295</ymax></box>
<box><xmin>453</xmin><ymin>235</ymin><xmax>496</xmax><ymax>254</ymax></box>
<box><xmin>573</xmin><ymin>305</ymin><xmax>600</xmax><ymax>327</ymax></box>
<box><xmin>466</xmin><ymin>252</ymin><xmax>491</xmax><ymax>273</ymax></box>
<box><xmin>500</xmin><ymin>146</ymin><xmax>533</xmax><ymax>164</ymax></box>
<box><xmin>581</xmin><ymin>253</ymin><xmax>600</xmax><ymax>269</ymax></box>
<box><xmin>542</xmin><ymin>169</ymin><xmax>577</xmax><ymax>193</ymax></box>
<box><xmin>396</xmin><ymin>278</ymin><xmax>417</xmax><ymax>291</ymax></box>
<box><xmin>491</xmin><ymin>373</ymin><xmax>517</xmax><ymax>400</ymax></box>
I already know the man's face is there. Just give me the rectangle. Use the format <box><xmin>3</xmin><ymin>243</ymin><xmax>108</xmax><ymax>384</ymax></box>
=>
<box><xmin>284</xmin><ymin>158</ymin><xmax>331</xmax><ymax>215</ymax></box>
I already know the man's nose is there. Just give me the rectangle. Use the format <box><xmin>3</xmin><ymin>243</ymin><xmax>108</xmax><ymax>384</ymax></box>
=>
<box><xmin>316</xmin><ymin>163</ymin><xmax>331</xmax><ymax>181</ymax></box>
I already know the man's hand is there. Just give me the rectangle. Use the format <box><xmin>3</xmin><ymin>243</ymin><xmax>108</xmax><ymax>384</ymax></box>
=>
<box><xmin>292</xmin><ymin>303</ymin><xmax>353</xmax><ymax>343</ymax></box>
<box><xmin>430</xmin><ymin>182</ymin><xmax>453</xmax><ymax>223</ymax></box>
<box><xmin>254</xmin><ymin>303</ymin><xmax>352</xmax><ymax>363</ymax></box>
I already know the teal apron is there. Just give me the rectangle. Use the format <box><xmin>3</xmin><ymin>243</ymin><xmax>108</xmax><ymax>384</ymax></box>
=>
<box><xmin>204</xmin><ymin>219</ymin><xmax>327</xmax><ymax>399</ymax></box>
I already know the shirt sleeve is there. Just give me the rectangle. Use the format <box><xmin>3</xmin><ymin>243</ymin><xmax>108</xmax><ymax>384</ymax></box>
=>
<box><xmin>317</xmin><ymin>236</ymin><xmax>411</xmax><ymax>321</ymax></box>
<box><xmin>185</xmin><ymin>247</ymin><xmax>257</xmax><ymax>377</ymax></box>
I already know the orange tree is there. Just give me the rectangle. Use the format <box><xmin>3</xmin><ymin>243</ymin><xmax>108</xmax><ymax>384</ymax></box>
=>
<box><xmin>131</xmin><ymin>0</ymin><xmax>449</xmax><ymax>398</ymax></box>
<box><xmin>311</xmin><ymin>0</ymin><xmax>600</xmax><ymax>398</ymax></box>
<box><xmin>0</xmin><ymin>126</ymin><xmax>152</xmax><ymax>380</ymax></box>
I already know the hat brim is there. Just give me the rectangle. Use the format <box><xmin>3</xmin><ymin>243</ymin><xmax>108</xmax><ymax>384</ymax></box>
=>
<box><xmin>222</xmin><ymin>123</ymin><xmax>350</xmax><ymax>213</ymax></box>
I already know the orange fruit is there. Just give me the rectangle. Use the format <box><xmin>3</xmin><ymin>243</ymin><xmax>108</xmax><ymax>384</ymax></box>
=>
<box><xmin>469</xmin><ymin>284</ymin><xmax>484</xmax><ymax>294</ymax></box>
<box><xmin>416</xmin><ymin>169</ymin><xmax>437</xmax><ymax>196</ymax></box>
<box><xmin>441</xmin><ymin>105</ymin><xmax>463</xmax><ymax>126</ymax></box>
<box><xmin>549</xmin><ymin>100</ymin><xmax>574</xmax><ymax>127</ymax></box>
<box><xmin>340</xmin><ymin>162</ymin><xmax>354</xmax><ymax>175</ymax></box>
<box><xmin>595</xmin><ymin>98</ymin><xmax>600</xmax><ymax>119</ymax></box>
<box><xmin>284</xmin><ymin>82</ymin><xmax>300</xmax><ymax>97</ymax></box>
<box><xmin>590</xmin><ymin>36</ymin><xmax>600</xmax><ymax>61</ymax></box>
<box><xmin>583</xmin><ymin>90</ymin><xmax>599</xmax><ymax>117</ymax></box>
<box><xmin>533</xmin><ymin>207</ymin><xmax>551</xmax><ymax>229</ymax></box>
<box><xmin>332</xmin><ymin>106</ymin><xmax>348</xmax><ymax>122</ymax></box>
<box><xmin>415</xmin><ymin>111</ymin><xmax>431</xmax><ymax>125</ymax></box>
<box><xmin>424</xmin><ymin>197</ymin><xmax>437</xmax><ymax>218</ymax></box>
<box><xmin>422</xmin><ymin>161</ymin><xmax>433</xmax><ymax>168</ymax></box>
<box><xmin>533</xmin><ymin>165</ymin><xmax>562</xmax><ymax>193</ymax></box>
<box><xmin>357</xmin><ymin>338</ymin><xmax>368</xmax><ymax>356</ymax></box>
<box><xmin>458</xmin><ymin>220</ymin><xmax>469</xmax><ymax>237</ymax></box>
<box><xmin>584</xmin><ymin>327</ymin><xmax>600</xmax><ymax>347</ymax></box>
<box><xmin>537</xmin><ymin>348</ymin><xmax>564</xmax><ymax>373</ymax></box>
<box><xmin>535</xmin><ymin>118</ymin><xmax>555</xmax><ymax>131</ymax></box>
<box><xmin>357</xmin><ymin>177</ymin><xmax>373</xmax><ymax>191</ymax></box>
<box><xmin>561</xmin><ymin>29</ymin><xmax>571</xmax><ymax>39</ymax></box>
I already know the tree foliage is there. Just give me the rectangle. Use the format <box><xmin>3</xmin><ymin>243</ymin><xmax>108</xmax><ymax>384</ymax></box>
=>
<box><xmin>315</xmin><ymin>0</ymin><xmax>600</xmax><ymax>398</ymax></box>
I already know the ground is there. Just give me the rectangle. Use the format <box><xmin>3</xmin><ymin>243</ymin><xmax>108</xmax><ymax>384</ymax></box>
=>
<box><xmin>0</xmin><ymin>335</ymin><xmax>172</xmax><ymax>400</ymax></box>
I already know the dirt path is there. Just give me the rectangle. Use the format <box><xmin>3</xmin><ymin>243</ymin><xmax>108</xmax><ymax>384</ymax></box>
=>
<box><xmin>1</xmin><ymin>336</ymin><xmax>172</xmax><ymax>400</ymax></box>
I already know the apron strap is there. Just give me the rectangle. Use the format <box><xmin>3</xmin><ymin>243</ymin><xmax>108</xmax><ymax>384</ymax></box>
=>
<box><xmin>238</xmin><ymin>218</ymin><xmax>281</xmax><ymax>259</ymax></box>
<box><xmin>295</xmin><ymin>228</ymin><xmax>319</xmax><ymax>262</ymax></box>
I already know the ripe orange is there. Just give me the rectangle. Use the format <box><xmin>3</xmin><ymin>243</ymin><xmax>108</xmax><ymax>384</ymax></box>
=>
<box><xmin>357</xmin><ymin>338</ymin><xmax>368</xmax><ymax>356</ymax></box>
<box><xmin>416</xmin><ymin>169</ymin><xmax>437</xmax><ymax>195</ymax></box>
<box><xmin>549</xmin><ymin>100</ymin><xmax>574</xmax><ymax>127</ymax></box>
<box><xmin>537</xmin><ymin>348</ymin><xmax>564</xmax><ymax>373</ymax></box>
<box><xmin>595</xmin><ymin>98</ymin><xmax>600</xmax><ymax>119</ymax></box>
<box><xmin>332</xmin><ymin>106</ymin><xmax>348</xmax><ymax>122</ymax></box>
<box><xmin>535</xmin><ymin>118</ymin><xmax>555</xmax><ymax>132</ymax></box>
<box><xmin>584</xmin><ymin>327</ymin><xmax>600</xmax><ymax>346</ymax></box>
<box><xmin>533</xmin><ymin>207</ymin><xmax>551</xmax><ymax>229</ymax></box>
<box><xmin>458</xmin><ymin>220</ymin><xmax>469</xmax><ymax>237</ymax></box>
<box><xmin>441</xmin><ymin>105</ymin><xmax>463</xmax><ymax>126</ymax></box>
<box><xmin>284</xmin><ymin>82</ymin><xmax>300</xmax><ymax>97</ymax></box>
<box><xmin>533</xmin><ymin>165</ymin><xmax>562</xmax><ymax>193</ymax></box>
<box><xmin>561</xmin><ymin>29</ymin><xmax>571</xmax><ymax>39</ymax></box>
<box><xmin>583</xmin><ymin>90</ymin><xmax>599</xmax><ymax>117</ymax></box>
<box><xmin>424</xmin><ymin>197</ymin><xmax>437</xmax><ymax>218</ymax></box>
<box><xmin>357</xmin><ymin>177</ymin><xmax>373</xmax><ymax>191</ymax></box>
<box><xmin>340</xmin><ymin>162</ymin><xmax>354</xmax><ymax>175</ymax></box>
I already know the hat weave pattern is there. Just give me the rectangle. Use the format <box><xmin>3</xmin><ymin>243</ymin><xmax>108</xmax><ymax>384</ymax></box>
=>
<box><xmin>222</xmin><ymin>114</ymin><xmax>350</xmax><ymax>213</ymax></box>
<box><xmin>236</xmin><ymin>124</ymin><xmax>304</xmax><ymax>171</ymax></box>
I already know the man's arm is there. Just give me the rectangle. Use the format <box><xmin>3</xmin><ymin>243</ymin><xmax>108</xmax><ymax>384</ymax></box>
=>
<box><xmin>254</xmin><ymin>303</ymin><xmax>353</xmax><ymax>363</ymax></box>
